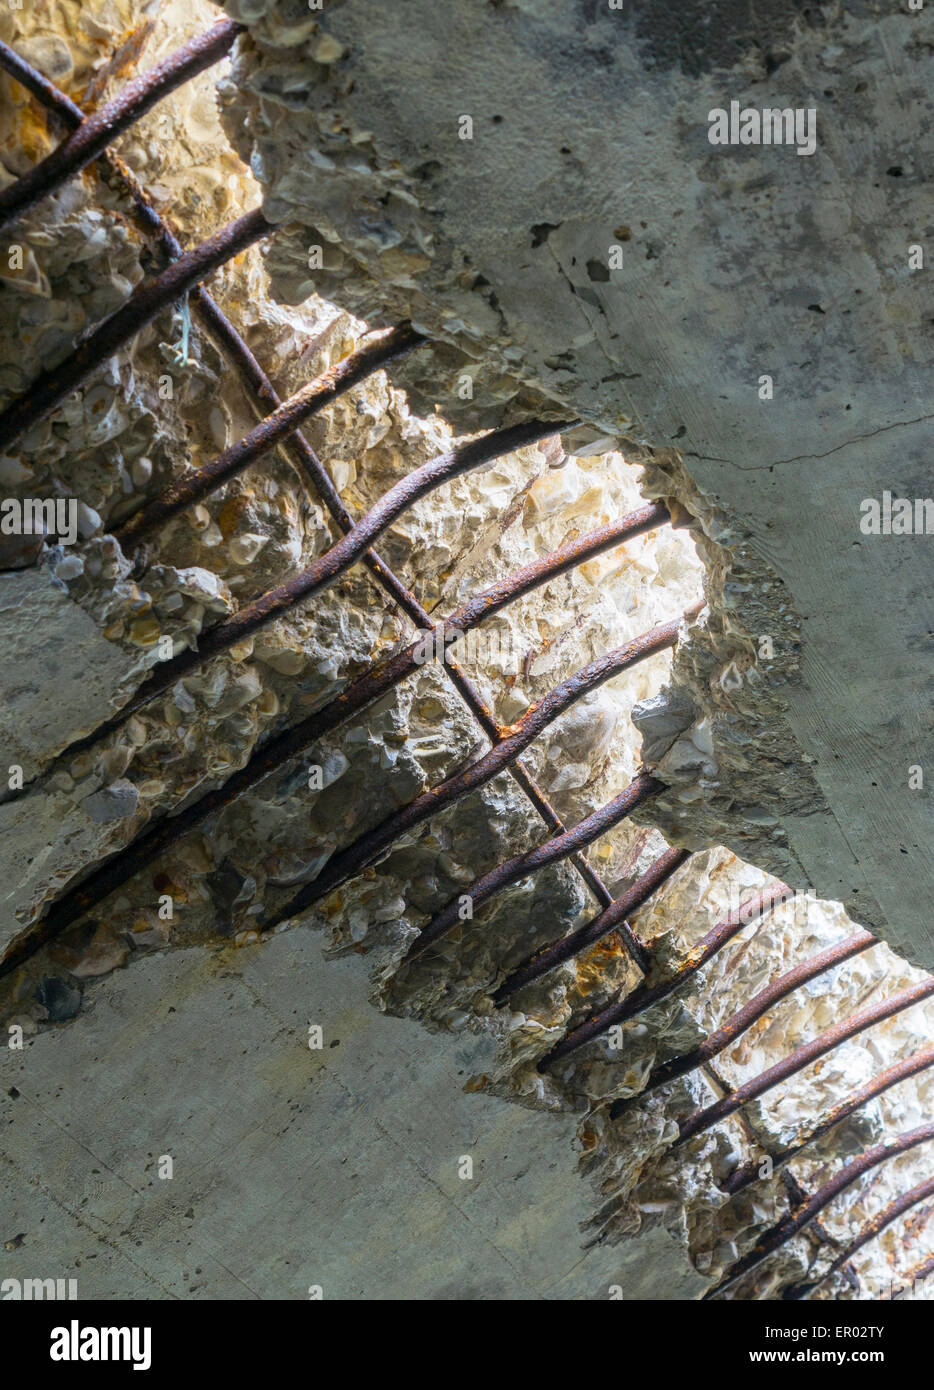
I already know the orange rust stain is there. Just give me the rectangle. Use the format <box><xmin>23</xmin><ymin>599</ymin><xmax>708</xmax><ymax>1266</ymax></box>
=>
<box><xmin>218</xmin><ymin>494</ymin><xmax>249</xmax><ymax>538</ymax></box>
<box><xmin>8</xmin><ymin>101</ymin><xmax>56</xmax><ymax>163</ymax></box>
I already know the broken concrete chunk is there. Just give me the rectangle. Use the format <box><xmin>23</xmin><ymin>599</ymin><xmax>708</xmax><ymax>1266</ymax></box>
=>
<box><xmin>632</xmin><ymin>692</ymin><xmax>696</xmax><ymax>763</ymax></box>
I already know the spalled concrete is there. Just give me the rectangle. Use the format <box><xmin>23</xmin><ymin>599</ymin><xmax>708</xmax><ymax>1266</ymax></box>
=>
<box><xmin>219</xmin><ymin>0</ymin><xmax>934</xmax><ymax>968</ymax></box>
<box><xmin>3</xmin><ymin>0</ymin><xmax>934</xmax><ymax>1305</ymax></box>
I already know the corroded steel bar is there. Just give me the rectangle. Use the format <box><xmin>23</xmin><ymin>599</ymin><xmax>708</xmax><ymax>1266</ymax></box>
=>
<box><xmin>723</xmin><ymin>1045</ymin><xmax>934</xmax><ymax>1197</ymax></box>
<box><xmin>259</xmin><ymin>617</ymin><xmax>687</xmax><ymax>927</ymax></box>
<box><xmin>508</xmin><ymin>771</ymin><xmax>618</xmax><ymax>923</ymax></box>
<box><xmin>704</xmin><ymin>1122</ymin><xmax>934</xmax><ymax>1299</ymax></box>
<box><xmin>787</xmin><ymin>1174</ymin><xmax>934</xmax><ymax>1299</ymax></box>
<box><xmin>679</xmin><ymin>975</ymin><xmax>934</xmax><ymax>1146</ymax></box>
<box><xmin>495</xmin><ymin>845</ymin><xmax>690</xmax><ymax>1004</ymax></box>
<box><xmin>114</xmin><ymin>324</ymin><xmax>425</xmax><ymax>546</ymax></box>
<box><xmin>539</xmin><ymin>882</ymin><xmax>794</xmax><ymax>1070</ymax></box>
<box><xmin>451</xmin><ymin>502</ymin><xmax>669</xmax><ymax>629</ymax></box>
<box><xmin>0</xmin><ymin>21</ymin><xmax>243</xmax><ymax>229</ymax></box>
<box><xmin>0</xmin><ymin>43</ymin><xmax>646</xmax><ymax>994</ymax></box>
<box><xmin>115</xmin><ymin>418</ymin><xmax>575</xmax><ymax>718</ymax></box>
<box><xmin>1</xmin><ymin>500</ymin><xmax>664</xmax><ymax>978</ymax></box>
<box><xmin>0</xmin><ymin>498</ymin><xmax>664</xmax><ymax>981</ymax></box>
<box><xmin>0</xmin><ymin>37</ymin><xmax>85</xmax><ymax>119</ymax></box>
<box><xmin>609</xmin><ymin>930</ymin><xmax>875</xmax><ymax>1120</ymax></box>
<box><xmin>0</xmin><ymin>207</ymin><xmax>270</xmax><ymax>451</ymax></box>
<box><xmin>380</xmin><ymin>773</ymin><xmax>664</xmax><ymax>963</ymax></box>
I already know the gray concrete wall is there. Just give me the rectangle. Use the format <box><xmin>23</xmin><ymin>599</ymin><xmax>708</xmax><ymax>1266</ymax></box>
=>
<box><xmin>1</xmin><ymin>930</ymin><xmax>708</xmax><ymax>1299</ymax></box>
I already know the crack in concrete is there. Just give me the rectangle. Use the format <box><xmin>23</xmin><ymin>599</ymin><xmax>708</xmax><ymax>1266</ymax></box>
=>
<box><xmin>688</xmin><ymin>413</ymin><xmax>934</xmax><ymax>473</ymax></box>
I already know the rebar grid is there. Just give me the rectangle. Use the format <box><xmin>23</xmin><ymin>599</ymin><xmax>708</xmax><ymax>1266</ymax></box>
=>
<box><xmin>785</xmin><ymin>1173</ymin><xmax>934</xmax><ymax>1300</ymax></box>
<box><xmin>0</xmin><ymin>504</ymin><xmax>672</xmax><ymax>978</ymax></box>
<box><xmin>676</xmin><ymin>975</ymin><xmax>934</xmax><ymax>1146</ymax></box>
<box><xmin>609</xmin><ymin>931</ymin><xmax>875</xmax><ymax>1118</ymax></box>
<box><xmin>0</xmin><ymin>37</ymin><xmax>638</xmax><ymax>985</ymax></box>
<box><xmin>704</xmin><ymin>1123</ymin><xmax>934</xmax><ymax>1300</ymax></box>
<box><xmin>723</xmin><ymin>1046</ymin><xmax>934</xmax><ymax>1197</ymax></box>
<box><xmin>535</xmin><ymin>881</ymin><xmax>796</xmax><ymax>1067</ymax></box>
<box><xmin>0</xmin><ymin>206</ymin><xmax>272</xmax><ymax>451</ymax></box>
<box><xmin>259</xmin><ymin>613</ymin><xmax>694</xmax><ymax>924</ymax></box>
<box><xmin>1</xmin><ymin>29</ymin><xmax>931</xmax><ymax>1300</ymax></box>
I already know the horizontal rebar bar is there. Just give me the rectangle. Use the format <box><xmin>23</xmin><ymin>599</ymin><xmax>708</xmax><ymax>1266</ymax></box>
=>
<box><xmin>383</xmin><ymin>772</ymin><xmax>664</xmax><ymax>963</ymax></box>
<box><xmin>114</xmin><ymin>324</ymin><xmax>425</xmax><ymax>546</ymax></box>
<box><xmin>538</xmin><ymin>881</ymin><xmax>794</xmax><ymax>1069</ymax></box>
<box><xmin>0</xmin><ymin>21</ymin><xmax>242</xmax><ymax>230</ymax></box>
<box><xmin>115</xmin><ymin>418</ymin><xmax>576</xmax><ymax>713</ymax></box>
<box><xmin>261</xmin><ymin>614</ymin><xmax>689</xmax><ymax>923</ymax></box>
<box><xmin>0</xmin><ymin>206</ymin><xmax>270</xmax><ymax>451</ymax></box>
<box><xmin>609</xmin><ymin>930</ymin><xmax>875</xmax><ymax>1120</ymax></box>
<box><xmin>678</xmin><ymin>975</ymin><xmax>934</xmax><ymax>1146</ymax></box>
<box><xmin>495</xmin><ymin>845</ymin><xmax>690</xmax><ymax>1005</ymax></box>
<box><xmin>704</xmin><ymin>1122</ymin><xmax>934</xmax><ymax>1299</ymax></box>
<box><xmin>786</xmin><ymin>1173</ymin><xmax>934</xmax><ymax>1299</ymax></box>
<box><xmin>723</xmin><ymin>1045</ymin><xmax>934</xmax><ymax>1197</ymax></box>
<box><xmin>0</xmin><ymin>501</ymin><xmax>665</xmax><ymax>981</ymax></box>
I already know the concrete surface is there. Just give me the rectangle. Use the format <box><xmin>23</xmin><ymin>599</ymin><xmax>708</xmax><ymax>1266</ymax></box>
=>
<box><xmin>0</xmin><ymin>929</ymin><xmax>709</xmax><ymax>1299</ymax></box>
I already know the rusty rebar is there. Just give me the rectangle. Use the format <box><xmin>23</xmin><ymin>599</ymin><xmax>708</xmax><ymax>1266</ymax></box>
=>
<box><xmin>495</xmin><ymin>845</ymin><xmax>690</xmax><ymax>1005</ymax></box>
<box><xmin>0</xmin><ymin>43</ymin><xmax>632</xmax><ymax>983</ymax></box>
<box><xmin>679</xmin><ymin>975</ymin><xmax>934</xmax><ymax>1146</ymax></box>
<box><xmin>113</xmin><ymin>418</ymin><xmax>576</xmax><ymax>718</ymax></box>
<box><xmin>380</xmin><ymin>773</ymin><xmax>664</xmax><ymax>963</ymax></box>
<box><xmin>259</xmin><ymin>616</ymin><xmax>687</xmax><ymax>930</ymax></box>
<box><xmin>450</xmin><ymin>502</ymin><xmax>669</xmax><ymax>629</ymax></box>
<box><xmin>723</xmin><ymin>1045</ymin><xmax>934</xmax><ymax>1196</ymax></box>
<box><xmin>0</xmin><ymin>21</ymin><xmax>242</xmax><ymax>230</ymax></box>
<box><xmin>0</xmin><ymin>207</ymin><xmax>271</xmax><ymax>451</ymax></box>
<box><xmin>538</xmin><ymin>881</ymin><xmax>794</xmax><ymax>1069</ymax></box>
<box><xmin>609</xmin><ymin>931</ymin><xmax>875</xmax><ymax>1120</ymax></box>
<box><xmin>704</xmin><ymin>1121</ymin><xmax>934</xmax><ymax>1299</ymax></box>
<box><xmin>786</xmin><ymin>1173</ymin><xmax>934</xmax><ymax>1299</ymax></box>
<box><xmin>0</xmin><ymin>42</ymin><xmax>653</xmax><ymax>991</ymax></box>
<box><xmin>0</xmin><ymin>37</ymin><xmax>88</xmax><ymax>122</ymax></box>
<box><xmin>114</xmin><ymin>323</ymin><xmax>425</xmax><ymax>546</ymax></box>
<box><xmin>0</xmin><ymin>482</ymin><xmax>658</xmax><ymax>982</ymax></box>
